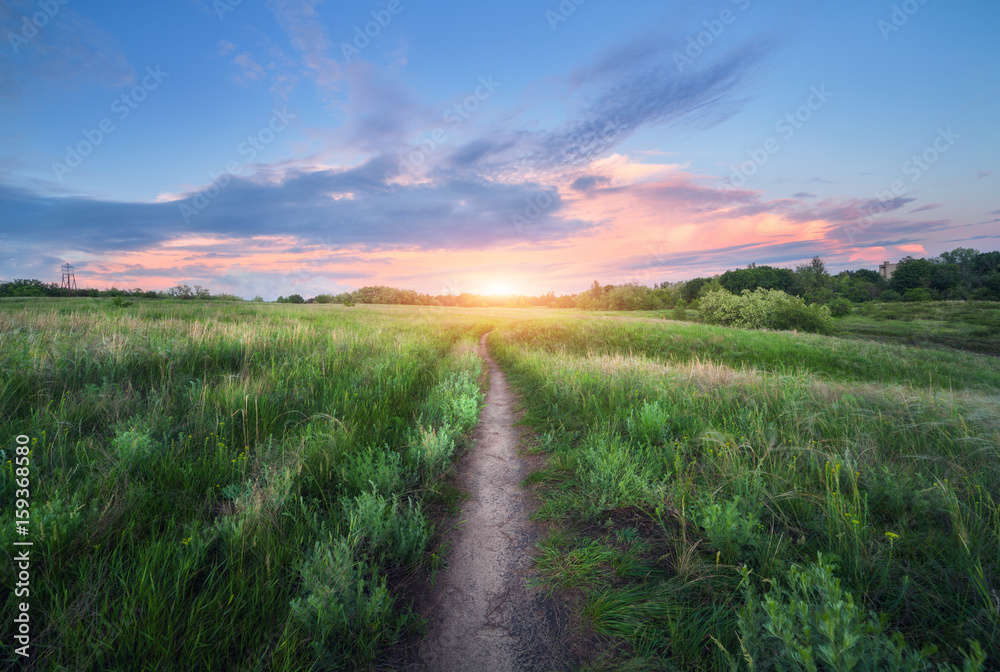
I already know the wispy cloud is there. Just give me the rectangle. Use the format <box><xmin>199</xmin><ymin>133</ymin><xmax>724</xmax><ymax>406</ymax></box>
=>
<box><xmin>267</xmin><ymin>0</ymin><xmax>341</xmax><ymax>104</ymax></box>
<box><xmin>0</xmin><ymin>3</ymin><xmax>135</xmax><ymax>102</ymax></box>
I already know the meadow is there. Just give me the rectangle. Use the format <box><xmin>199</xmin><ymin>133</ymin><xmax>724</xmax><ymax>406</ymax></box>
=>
<box><xmin>1</xmin><ymin>299</ymin><xmax>998</xmax><ymax>671</ymax></box>
<box><xmin>489</xmin><ymin>316</ymin><xmax>1000</xmax><ymax>671</ymax></box>
<box><xmin>0</xmin><ymin>300</ymin><xmax>495</xmax><ymax>671</ymax></box>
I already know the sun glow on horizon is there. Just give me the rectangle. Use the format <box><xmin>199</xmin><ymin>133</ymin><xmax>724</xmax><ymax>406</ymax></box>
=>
<box><xmin>484</xmin><ymin>280</ymin><xmax>516</xmax><ymax>296</ymax></box>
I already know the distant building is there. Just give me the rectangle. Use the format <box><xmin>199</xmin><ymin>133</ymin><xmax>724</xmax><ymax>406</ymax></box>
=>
<box><xmin>879</xmin><ymin>260</ymin><xmax>898</xmax><ymax>280</ymax></box>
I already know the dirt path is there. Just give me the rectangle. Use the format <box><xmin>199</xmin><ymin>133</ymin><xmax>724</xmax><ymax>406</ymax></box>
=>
<box><xmin>415</xmin><ymin>333</ymin><xmax>567</xmax><ymax>672</ymax></box>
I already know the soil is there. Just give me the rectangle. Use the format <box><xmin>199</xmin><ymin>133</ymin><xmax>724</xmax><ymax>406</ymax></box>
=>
<box><xmin>407</xmin><ymin>332</ymin><xmax>570</xmax><ymax>671</ymax></box>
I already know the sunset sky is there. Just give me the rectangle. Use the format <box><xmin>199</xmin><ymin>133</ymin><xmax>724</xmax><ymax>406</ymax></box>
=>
<box><xmin>1</xmin><ymin>0</ymin><xmax>998</xmax><ymax>299</ymax></box>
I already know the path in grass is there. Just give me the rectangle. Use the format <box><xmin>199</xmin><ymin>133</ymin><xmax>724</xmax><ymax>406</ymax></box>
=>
<box><xmin>417</xmin><ymin>333</ymin><xmax>567</xmax><ymax>672</ymax></box>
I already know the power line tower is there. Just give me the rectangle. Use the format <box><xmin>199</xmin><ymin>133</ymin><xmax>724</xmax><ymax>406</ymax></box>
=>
<box><xmin>60</xmin><ymin>264</ymin><xmax>78</xmax><ymax>297</ymax></box>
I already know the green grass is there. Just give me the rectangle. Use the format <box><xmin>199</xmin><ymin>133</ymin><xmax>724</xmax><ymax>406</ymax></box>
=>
<box><xmin>835</xmin><ymin>301</ymin><xmax>1000</xmax><ymax>356</ymax></box>
<box><xmin>4</xmin><ymin>299</ymin><xmax>999</xmax><ymax>670</ymax></box>
<box><xmin>490</xmin><ymin>315</ymin><xmax>1000</xmax><ymax>671</ymax></box>
<box><xmin>496</xmin><ymin>316</ymin><xmax>1000</xmax><ymax>391</ymax></box>
<box><xmin>0</xmin><ymin>300</ymin><xmax>496</xmax><ymax>671</ymax></box>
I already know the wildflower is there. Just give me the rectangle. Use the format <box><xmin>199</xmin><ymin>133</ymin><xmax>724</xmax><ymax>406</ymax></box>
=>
<box><xmin>885</xmin><ymin>532</ymin><xmax>900</xmax><ymax>541</ymax></box>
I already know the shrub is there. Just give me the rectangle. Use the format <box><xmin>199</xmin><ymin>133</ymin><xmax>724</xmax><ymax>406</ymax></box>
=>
<box><xmin>418</xmin><ymin>371</ymin><xmax>482</xmax><ymax>430</ymax></box>
<box><xmin>113</xmin><ymin>422</ymin><xmax>154</xmax><ymax>470</ymax></box>
<box><xmin>290</xmin><ymin>538</ymin><xmax>400</xmax><ymax>670</ymax></box>
<box><xmin>903</xmin><ymin>287</ymin><xmax>934</xmax><ymax>302</ymax></box>
<box><xmin>699</xmin><ymin>289</ymin><xmax>833</xmax><ymax>334</ymax></box>
<box><xmin>829</xmin><ymin>298</ymin><xmax>853</xmax><ymax>317</ymax></box>
<box><xmin>732</xmin><ymin>554</ymin><xmax>986</xmax><ymax>672</ymax></box>
<box><xmin>340</xmin><ymin>445</ymin><xmax>411</xmax><ymax>498</ymax></box>
<box><xmin>879</xmin><ymin>290</ymin><xmax>902</xmax><ymax>302</ymax></box>
<box><xmin>407</xmin><ymin>424</ymin><xmax>458</xmax><ymax>479</ymax></box>
<box><xmin>693</xmin><ymin>496</ymin><xmax>757</xmax><ymax>560</ymax></box>
<box><xmin>342</xmin><ymin>491</ymin><xmax>429</xmax><ymax>567</ymax></box>
<box><xmin>672</xmin><ymin>299</ymin><xmax>687</xmax><ymax>321</ymax></box>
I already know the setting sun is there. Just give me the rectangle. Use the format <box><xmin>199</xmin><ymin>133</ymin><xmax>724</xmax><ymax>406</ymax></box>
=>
<box><xmin>484</xmin><ymin>281</ymin><xmax>515</xmax><ymax>296</ymax></box>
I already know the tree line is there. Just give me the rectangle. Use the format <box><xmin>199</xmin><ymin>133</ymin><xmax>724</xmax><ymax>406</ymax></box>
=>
<box><xmin>0</xmin><ymin>280</ymin><xmax>244</xmax><ymax>301</ymax></box>
<box><xmin>4</xmin><ymin>247</ymin><xmax>997</xmax><ymax>309</ymax></box>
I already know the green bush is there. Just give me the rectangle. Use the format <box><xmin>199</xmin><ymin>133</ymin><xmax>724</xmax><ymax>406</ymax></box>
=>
<box><xmin>903</xmin><ymin>288</ymin><xmax>934</xmax><ymax>302</ymax></box>
<box><xmin>672</xmin><ymin>299</ymin><xmax>687</xmax><ymax>321</ymax></box>
<box><xmin>829</xmin><ymin>298</ymin><xmax>853</xmax><ymax>317</ymax></box>
<box><xmin>418</xmin><ymin>370</ymin><xmax>482</xmax><ymax>429</ymax></box>
<box><xmin>290</xmin><ymin>538</ymin><xmax>400</xmax><ymax>670</ymax></box>
<box><xmin>732</xmin><ymin>554</ymin><xmax>986</xmax><ymax>672</ymax></box>
<box><xmin>340</xmin><ymin>445</ymin><xmax>411</xmax><ymax>498</ymax></box>
<box><xmin>879</xmin><ymin>289</ymin><xmax>902</xmax><ymax>302</ymax></box>
<box><xmin>699</xmin><ymin>289</ymin><xmax>833</xmax><ymax>334</ymax></box>
<box><xmin>693</xmin><ymin>496</ymin><xmax>757</xmax><ymax>560</ymax></box>
<box><xmin>407</xmin><ymin>423</ymin><xmax>458</xmax><ymax>479</ymax></box>
<box><xmin>343</xmin><ymin>491</ymin><xmax>429</xmax><ymax>567</ymax></box>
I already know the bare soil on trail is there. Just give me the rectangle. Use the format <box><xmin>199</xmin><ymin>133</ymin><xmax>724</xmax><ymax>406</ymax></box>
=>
<box><xmin>409</xmin><ymin>333</ymin><xmax>569</xmax><ymax>672</ymax></box>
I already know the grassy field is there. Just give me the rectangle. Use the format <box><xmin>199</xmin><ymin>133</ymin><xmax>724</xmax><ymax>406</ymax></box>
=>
<box><xmin>0</xmin><ymin>300</ymin><xmax>498</xmax><ymax>671</ymax></box>
<box><xmin>490</xmin><ymin>316</ymin><xmax>1000</xmax><ymax>671</ymax></box>
<box><xmin>2</xmin><ymin>299</ymin><xmax>998</xmax><ymax>671</ymax></box>
<box><xmin>835</xmin><ymin>301</ymin><xmax>1000</xmax><ymax>356</ymax></box>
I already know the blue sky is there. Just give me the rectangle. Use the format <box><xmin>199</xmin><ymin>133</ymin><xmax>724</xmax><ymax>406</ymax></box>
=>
<box><xmin>1</xmin><ymin>0</ymin><xmax>997</xmax><ymax>298</ymax></box>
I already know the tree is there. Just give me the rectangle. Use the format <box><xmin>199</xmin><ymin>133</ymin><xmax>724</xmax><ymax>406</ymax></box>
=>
<box><xmin>680</xmin><ymin>278</ymin><xmax>711</xmax><ymax>303</ymax></box>
<box><xmin>168</xmin><ymin>284</ymin><xmax>193</xmax><ymax>299</ymax></box>
<box><xmin>793</xmin><ymin>257</ymin><xmax>832</xmax><ymax>301</ymax></box>
<box><xmin>888</xmin><ymin>257</ymin><xmax>935</xmax><ymax>293</ymax></box>
<box><xmin>672</xmin><ymin>299</ymin><xmax>687</xmax><ymax>321</ymax></box>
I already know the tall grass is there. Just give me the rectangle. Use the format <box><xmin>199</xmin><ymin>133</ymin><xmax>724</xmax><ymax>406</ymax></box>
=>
<box><xmin>0</xmin><ymin>300</ymin><xmax>491</xmax><ymax>671</ymax></box>
<box><xmin>490</xmin><ymin>316</ymin><xmax>1000</xmax><ymax>670</ymax></box>
<box><xmin>5</xmin><ymin>300</ymin><xmax>998</xmax><ymax>670</ymax></box>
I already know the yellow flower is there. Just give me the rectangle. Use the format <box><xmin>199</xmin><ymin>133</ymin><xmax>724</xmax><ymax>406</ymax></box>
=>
<box><xmin>885</xmin><ymin>532</ymin><xmax>900</xmax><ymax>541</ymax></box>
